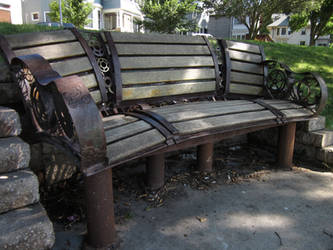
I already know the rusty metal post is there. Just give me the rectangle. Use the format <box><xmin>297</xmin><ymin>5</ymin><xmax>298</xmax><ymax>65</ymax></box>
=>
<box><xmin>84</xmin><ymin>168</ymin><xmax>117</xmax><ymax>249</ymax></box>
<box><xmin>277</xmin><ymin>122</ymin><xmax>296</xmax><ymax>169</ymax></box>
<box><xmin>146</xmin><ymin>153</ymin><xmax>165</xmax><ymax>190</ymax></box>
<box><xmin>197</xmin><ymin>143</ymin><xmax>214</xmax><ymax>172</ymax></box>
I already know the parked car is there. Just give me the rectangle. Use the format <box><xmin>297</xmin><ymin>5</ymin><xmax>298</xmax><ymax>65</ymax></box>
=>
<box><xmin>37</xmin><ymin>22</ymin><xmax>75</xmax><ymax>28</ymax></box>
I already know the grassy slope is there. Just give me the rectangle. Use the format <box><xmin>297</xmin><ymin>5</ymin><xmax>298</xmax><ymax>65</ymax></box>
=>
<box><xmin>252</xmin><ymin>41</ymin><xmax>333</xmax><ymax>128</ymax></box>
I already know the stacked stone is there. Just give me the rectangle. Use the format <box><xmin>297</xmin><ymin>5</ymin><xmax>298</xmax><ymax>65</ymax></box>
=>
<box><xmin>0</xmin><ymin>106</ymin><xmax>54</xmax><ymax>249</ymax></box>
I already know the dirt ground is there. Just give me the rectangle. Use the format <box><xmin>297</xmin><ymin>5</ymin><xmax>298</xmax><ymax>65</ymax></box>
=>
<box><xmin>46</xmin><ymin>143</ymin><xmax>333</xmax><ymax>250</ymax></box>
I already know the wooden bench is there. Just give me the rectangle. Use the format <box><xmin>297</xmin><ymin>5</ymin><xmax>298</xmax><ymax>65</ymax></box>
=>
<box><xmin>0</xmin><ymin>29</ymin><xmax>327</xmax><ymax>249</ymax></box>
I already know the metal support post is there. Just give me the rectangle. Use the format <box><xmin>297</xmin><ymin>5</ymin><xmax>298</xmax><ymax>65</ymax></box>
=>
<box><xmin>277</xmin><ymin>122</ymin><xmax>296</xmax><ymax>169</ymax></box>
<box><xmin>197</xmin><ymin>143</ymin><xmax>214</xmax><ymax>172</ymax></box>
<box><xmin>146</xmin><ymin>153</ymin><xmax>165</xmax><ymax>190</ymax></box>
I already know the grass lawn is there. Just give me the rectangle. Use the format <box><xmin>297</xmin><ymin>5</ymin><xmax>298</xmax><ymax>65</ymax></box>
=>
<box><xmin>254</xmin><ymin>41</ymin><xmax>333</xmax><ymax>128</ymax></box>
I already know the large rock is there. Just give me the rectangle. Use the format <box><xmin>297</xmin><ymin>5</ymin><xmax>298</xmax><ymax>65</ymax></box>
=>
<box><xmin>317</xmin><ymin>146</ymin><xmax>333</xmax><ymax>164</ymax></box>
<box><xmin>0</xmin><ymin>106</ymin><xmax>21</xmax><ymax>137</ymax></box>
<box><xmin>0</xmin><ymin>137</ymin><xmax>30</xmax><ymax>174</ymax></box>
<box><xmin>296</xmin><ymin>129</ymin><xmax>333</xmax><ymax>148</ymax></box>
<box><xmin>0</xmin><ymin>170</ymin><xmax>39</xmax><ymax>214</ymax></box>
<box><xmin>0</xmin><ymin>83</ymin><xmax>20</xmax><ymax>105</ymax></box>
<box><xmin>0</xmin><ymin>203</ymin><xmax>55</xmax><ymax>250</ymax></box>
<box><xmin>297</xmin><ymin>116</ymin><xmax>326</xmax><ymax>132</ymax></box>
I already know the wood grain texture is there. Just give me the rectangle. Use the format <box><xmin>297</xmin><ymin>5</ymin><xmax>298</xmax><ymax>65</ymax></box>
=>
<box><xmin>122</xmin><ymin>68</ymin><xmax>215</xmax><ymax>85</ymax></box>
<box><xmin>15</xmin><ymin>42</ymin><xmax>85</xmax><ymax>60</ymax></box>
<box><xmin>226</xmin><ymin>40</ymin><xmax>261</xmax><ymax>54</ymax></box>
<box><xmin>228</xmin><ymin>50</ymin><xmax>262</xmax><ymax>63</ymax></box>
<box><xmin>230</xmin><ymin>71</ymin><xmax>264</xmax><ymax>85</ymax></box>
<box><xmin>122</xmin><ymin>81</ymin><xmax>215</xmax><ymax>100</ymax></box>
<box><xmin>50</xmin><ymin>57</ymin><xmax>92</xmax><ymax>76</ymax></box>
<box><xmin>5</xmin><ymin>30</ymin><xmax>76</xmax><ymax>49</ymax></box>
<box><xmin>230</xmin><ymin>61</ymin><xmax>263</xmax><ymax>74</ymax></box>
<box><xmin>107</xmin><ymin>129</ymin><xmax>165</xmax><ymax>163</ymax></box>
<box><xmin>110</xmin><ymin>31</ymin><xmax>206</xmax><ymax>44</ymax></box>
<box><xmin>116</xmin><ymin>44</ymin><xmax>210</xmax><ymax>56</ymax></box>
<box><xmin>79</xmin><ymin>73</ymin><xmax>98</xmax><ymax>89</ymax></box>
<box><xmin>103</xmin><ymin>115</ymin><xmax>138</xmax><ymax>130</ymax></box>
<box><xmin>89</xmin><ymin>90</ymin><xmax>102</xmax><ymax>103</ymax></box>
<box><xmin>119</xmin><ymin>56</ymin><xmax>214</xmax><ymax>70</ymax></box>
<box><xmin>229</xmin><ymin>83</ymin><xmax>264</xmax><ymax>96</ymax></box>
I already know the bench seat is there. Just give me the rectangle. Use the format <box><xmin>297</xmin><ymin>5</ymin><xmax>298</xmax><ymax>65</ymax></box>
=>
<box><xmin>105</xmin><ymin>99</ymin><xmax>313</xmax><ymax>165</ymax></box>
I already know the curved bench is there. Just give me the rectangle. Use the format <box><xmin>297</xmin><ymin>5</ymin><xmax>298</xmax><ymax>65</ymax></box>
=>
<box><xmin>0</xmin><ymin>29</ymin><xmax>327</xmax><ymax>249</ymax></box>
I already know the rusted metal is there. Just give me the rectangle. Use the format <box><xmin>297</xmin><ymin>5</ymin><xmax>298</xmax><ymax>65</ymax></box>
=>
<box><xmin>69</xmin><ymin>28</ymin><xmax>108</xmax><ymax>104</ymax></box>
<box><xmin>197</xmin><ymin>143</ymin><xmax>214</xmax><ymax>172</ymax></box>
<box><xmin>277</xmin><ymin>122</ymin><xmax>296</xmax><ymax>169</ymax></box>
<box><xmin>146</xmin><ymin>153</ymin><xmax>165</xmax><ymax>190</ymax></box>
<box><xmin>202</xmin><ymin>36</ymin><xmax>222</xmax><ymax>96</ymax></box>
<box><xmin>217</xmin><ymin>39</ymin><xmax>231</xmax><ymax>96</ymax></box>
<box><xmin>251</xmin><ymin>99</ymin><xmax>287</xmax><ymax>125</ymax></box>
<box><xmin>0</xmin><ymin>34</ymin><xmax>15</xmax><ymax>63</ymax></box>
<box><xmin>84</xmin><ymin>168</ymin><xmax>117</xmax><ymax>248</ymax></box>
<box><xmin>104</xmin><ymin>31</ymin><xmax>123</xmax><ymax>106</ymax></box>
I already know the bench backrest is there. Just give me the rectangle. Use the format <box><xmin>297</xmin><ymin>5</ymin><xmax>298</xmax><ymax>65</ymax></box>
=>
<box><xmin>107</xmin><ymin>32</ymin><xmax>220</xmax><ymax>106</ymax></box>
<box><xmin>219</xmin><ymin>40</ymin><xmax>266</xmax><ymax>97</ymax></box>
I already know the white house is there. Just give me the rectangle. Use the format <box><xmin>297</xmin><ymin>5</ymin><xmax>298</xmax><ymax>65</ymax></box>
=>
<box><xmin>268</xmin><ymin>14</ymin><xmax>330</xmax><ymax>46</ymax></box>
<box><xmin>0</xmin><ymin>0</ymin><xmax>22</xmax><ymax>24</ymax></box>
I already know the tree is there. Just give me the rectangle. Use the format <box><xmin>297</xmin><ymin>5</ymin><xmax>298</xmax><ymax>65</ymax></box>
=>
<box><xmin>290</xmin><ymin>0</ymin><xmax>333</xmax><ymax>46</ymax></box>
<box><xmin>203</xmin><ymin>0</ymin><xmax>306</xmax><ymax>40</ymax></box>
<box><xmin>137</xmin><ymin>0</ymin><xmax>198</xmax><ymax>34</ymax></box>
<box><xmin>49</xmin><ymin>0</ymin><xmax>93</xmax><ymax>29</ymax></box>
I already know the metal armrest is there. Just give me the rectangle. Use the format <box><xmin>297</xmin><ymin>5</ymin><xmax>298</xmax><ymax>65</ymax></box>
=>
<box><xmin>11</xmin><ymin>54</ymin><xmax>107</xmax><ymax>176</ymax></box>
<box><xmin>262</xmin><ymin>60</ymin><xmax>328</xmax><ymax>115</ymax></box>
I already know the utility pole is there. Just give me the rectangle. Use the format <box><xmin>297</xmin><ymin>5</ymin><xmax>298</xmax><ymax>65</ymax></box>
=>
<box><xmin>59</xmin><ymin>0</ymin><xmax>63</xmax><ymax>25</ymax></box>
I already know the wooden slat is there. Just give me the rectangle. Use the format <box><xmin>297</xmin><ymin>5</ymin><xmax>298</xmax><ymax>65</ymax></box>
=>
<box><xmin>103</xmin><ymin>115</ymin><xmax>138</xmax><ymax>130</ymax></box>
<box><xmin>229</xmin><ymin>83</ymin><xmax>264</xmax><ymax>96</ymax></box>
<box><xmin>122</xmin><ymin>68</ymin><xmax>215</xmax><ymax>85</ymax></box>
<box><xmin>226</xmin><ymin>40</ymin><xmax>261</xmax><ymax>54</ymax></box>
<box><xmin>79</xmin><ymin>73</ymin><xmax>98</xmax><ymax>89</ymax></box>
<box><xmin>50</xmin><ymin>57</ymin><xmax>92</xmax><ymax>76</ymax></box>
<box><xmin>173</xmin><ymin>110</ymin><xmax>276</xmax><ymax>135</ymax></box>
<box><xmin>228</xmin><ymin>50</ymin><xmax>262</xmax><ymax>63</ymax></box>
<box><xmin>163</xmin><ymin>103</ymin><xmax>264</xmax><ymax>122</ymax></box>
<box><xmin>231</xmin><ymin>61</ymin><xmax>263</xmax><ymax>74</ymax></box>
<box><xmin>119</xmin><ymin>56</ymin><xmax>214</xmax><ymax>70</ymax></box>
<box><xmin>116</xmin><ymin>44</ymin><xmax>210</xmax><ymax>56</ymax></box>
<box><xmin>89</xmin><ymin>90</ymin><xmax>102</xmax><ymax>103</ymax></box>
<box><xmin>283</xmin><ymin>108</ymin><xmax>314</xmax><ymax>118</ymax></box>
<box><xmin>15</xmin><ymin>42</ymin><xmax>85</xmax><ymax>60</ymax></box>
<box><xmin>105</xmin><ymin>120</ymin><xmax>152</xmax><ymax>143</ymax></box>
<box><xmin>230</xmin><ymin>72</ymin><xmax>263</xmax><ymax>85</ymax></box>
<box><xmin>110</xmin><ymin>32</ymin><xmax>206</xmax><ymax>44</ymax></box>
<box><xmin>122</xmin><ymin>81</ymin><xmax>215</xmax><ymax>100</ymax></box>
<box><xmin>107</xmin><ymin>129</ymin><xmax>165</xmax><ymax>163</ymax></box>
<box><xmin>5</xmin><ymin>30</ymin><xmax>76</xmax><ymax>49</ymax></box>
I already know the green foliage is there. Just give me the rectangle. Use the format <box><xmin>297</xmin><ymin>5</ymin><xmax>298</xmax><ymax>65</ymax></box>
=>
<box><xmin>49</xmin><ymin>0</ymin><xmax>93</xmax><ymax>28</ymax></box>
<box><xmin>137</xmin><ymin>0</ymin><xmax>198</xmax><ymax>34</ymax></box>
<box><xmin>0</xmin><ymin>22</ymin><xmax>60</xmax><ymax>35</ymax></box>
<box><xmin>290</xmin><ymin>0</ymin><xmax>333</xmax><ymax>46</ymax></box>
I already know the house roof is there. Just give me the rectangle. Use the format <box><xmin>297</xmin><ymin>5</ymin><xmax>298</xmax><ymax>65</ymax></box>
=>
<box><xmin>268</xmin><ymin>15</ymin><xmax>289</xmax><ymax>27</ymax></box>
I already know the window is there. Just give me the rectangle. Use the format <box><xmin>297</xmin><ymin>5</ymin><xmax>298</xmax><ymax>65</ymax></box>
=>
<box><xmin>44</xmin><ymin>11</ymin><xmax>50</xmax><ymax>22</ymax></box>
<box><xmin>204</xmin><ymin>27</ymin><xmax>208</xmax><ymax>34</ymax></box>
<box><xmin>288</xmin><ymin>29</ymin><xmax>292</xmax><ymax>35</ymax></box>
<box><xmin>300</xmin><ymin>41</ymin><xmax>305</xmax><ymax>45</ymax></box>
<box><xmin>98</xmin><ymin>10</ymin><xmax>101</xmax><ymax>30</ymax></box>
<box><xmin>31</xmin><ymin>12</ymin><xmax>39</xmax><ymax>21</ymax></box>
<box><xmin>301</xmin><ymin>29</ymin><xmax>306</xmax><ymax>35</ymax></box>
<box><xmin>281</xmin><ymin>28</ymin><xmax>286</xmax><ymax>35</ymax></box>
<box><xmin>233</xmin><ymin>18</ymin><xmax>241</xmax><ymax>25</ymax></box>
<box><xmin>277</xmin><ymin>28</ymin><xmax>280</xmax><ymax>36</ymax></box>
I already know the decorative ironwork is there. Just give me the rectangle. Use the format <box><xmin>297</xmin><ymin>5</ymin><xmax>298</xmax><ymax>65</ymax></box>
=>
<box><xmin>264</xmin><ymin>60</ymin><xmax>327</xmax><ymax>114</ymax></box>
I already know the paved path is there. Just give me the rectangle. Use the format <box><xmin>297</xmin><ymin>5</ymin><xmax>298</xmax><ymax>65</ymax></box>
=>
<box><xmin>53</xmin><ymin>168</ymin><xmax>333</xmax><ymax>250</ymax></box>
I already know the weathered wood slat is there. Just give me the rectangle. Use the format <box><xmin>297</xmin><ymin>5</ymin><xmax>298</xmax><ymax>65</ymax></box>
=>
<box><xmin>79</xmin><ymin>73</ymin><xmax>98</xmax><ymax>89</ymax></box>
<box><xmin>228</xmin><ymin>50</ymin><xmax>262</xmax><ymax>63</ymax></box>
<box><xmin>231</xmin><ymin>61</ymin><xmax>263</xmax><ymax>74</ymax></box>
<box><xmin>230</xmin><ymin>72</ymin><xmax>264</xmax><ymax>85</ymax></box>
<box><xmin>107</xmin><ymin>129</ymin><xmax>165</xmax><ymax>163</ymax></box>
<box><xmin>229</xmin><ymin>83</ymin><xmax>264</xmax><ymax>95</ymax></box>
<box><xmin>5</xmin><ymin>30</ymin><xmax>76</xmax><ymax>49</ymax></box>
<box><xmin>116</xmin><ymin>44</ymin><xmax>210</xmax><ymax>56</ymax></box>
<box><xmin>110</xmin><ymin>32</ymin><xmax>206</xmax><ymax>44</ymax></box>
<box><xmin>173</xmin><ymin>110</ymin><xmax>276</xmax><ymax>134</ymax></box>
<box><xmin>105</xmin><ymin>120</ymin><xmax>152</xmax><ymax>143</ymax></box>
<box><xmin>14</xmin><ymin>42</ymin><xmax>85</xmax><ymax>60</ymax></box>
<box><xmin>119</xmin><ymin>56</ymin><xmax>214</xmax><ymax>70</ymax></box>
<box><xmin>50</xmin><ymin>57</ymin><xmax>92</xmax><ymax>76</ymax></box>
<box><xmin>103</xmin><ymin>115</ymin><xmax>138</xmax><ymax>130</ymax></box>
<box><xmin>122</xmin><ymin>68</ymin><xmax>215</xmax><ymax>85</ymax></box>
<box><xmin>226</xmin><ymin>40</ymin><xmax>261</xmax><ymax>54</ymax></box>
<box><xmin>122</xmin><ymin>81</ymin><xmax>215</xmax><ymax>100</ymax></box>
<box><xmin>89</xmin><ymin>90</ymin><xmax>102</xmax><ymax>103</ymax></box>
<box><xmin>283</xmin><ymin>108</ymin><xmax>314</xmax><ymax>118</ymax></box>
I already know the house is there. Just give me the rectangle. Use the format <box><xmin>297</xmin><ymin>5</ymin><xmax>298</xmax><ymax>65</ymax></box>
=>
<box><xmin>267</xmin><ymin>14</ymin><xmax>330</xmax><ymax>46</ymax></box>
<box><xmin>0</xmin><ymin>0</ymin><xmax>22</xmax><ymax>24</ymax></box>
<box><xmin>21</xmin><ymin>0</ymin><xmax>143</xmax><ymax>32</ymax></box>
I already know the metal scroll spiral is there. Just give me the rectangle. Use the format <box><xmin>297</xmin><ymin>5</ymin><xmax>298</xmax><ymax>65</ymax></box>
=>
<box><xmin>266</xmin><ymin>62</ymin><xmax>289</xmax><ymax>99</ymax></box>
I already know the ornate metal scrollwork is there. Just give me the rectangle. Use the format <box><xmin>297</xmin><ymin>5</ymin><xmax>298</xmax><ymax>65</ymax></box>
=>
<box><xmin>264</xmin><ymin>60</ymin><xmax>327</xmax><ymax>114</ymax></box>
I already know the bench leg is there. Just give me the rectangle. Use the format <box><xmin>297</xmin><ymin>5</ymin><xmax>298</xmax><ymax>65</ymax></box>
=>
<box><xmin>146</xmin><ymin>153</ymin><xmax>165</xmax><ymax>190</ymax></box>
<box><xmin>277</xmin><ymin>122</ymin><xmax>296</xmax><ymax>169</ymax></box>
<box><xmin>84</xmin><ymin>168</ymin><xmax>117</xmax><ymax>249</ymax></box>
<box><xmin>197</xmin><ymin>143</ymin><xmax>214</xmax><ymax>172</ymax></box>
